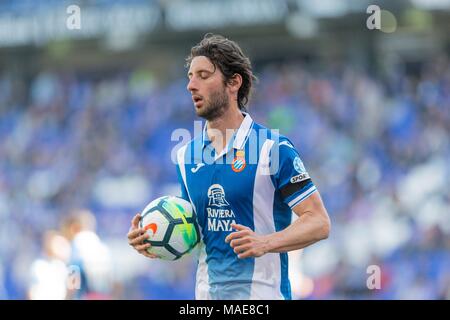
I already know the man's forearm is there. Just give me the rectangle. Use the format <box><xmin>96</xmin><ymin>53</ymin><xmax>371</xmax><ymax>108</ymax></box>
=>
<box><xmin>265</xmin><ymin>211</ymin><xmax>329</xmax><ymax>253</ymax></box>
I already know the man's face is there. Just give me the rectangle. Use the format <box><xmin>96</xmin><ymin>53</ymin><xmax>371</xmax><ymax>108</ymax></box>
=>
<box><xmin>187</xmin><ymin>56</ymin><xmax>229</xmax><ymax>120</ymax></box>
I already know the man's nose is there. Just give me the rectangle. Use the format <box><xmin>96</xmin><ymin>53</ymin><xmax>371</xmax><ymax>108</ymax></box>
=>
<box><xmin>187</xmin><ymin>78</ymin><xmax>197</xmax><ymax>92</ymax></box>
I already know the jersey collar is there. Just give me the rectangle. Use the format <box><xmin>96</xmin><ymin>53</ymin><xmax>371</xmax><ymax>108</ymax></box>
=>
<box><xmin>201</xmin><ymin>112</ymin><xmax>254</xmax><ymax>151</ymax></box>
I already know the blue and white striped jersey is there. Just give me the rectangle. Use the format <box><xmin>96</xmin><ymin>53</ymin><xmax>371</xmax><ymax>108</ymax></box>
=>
<box><xmin>176</xmin><ymin>113</ymin><xmax>317</xmax><ymax>300</ymax></box>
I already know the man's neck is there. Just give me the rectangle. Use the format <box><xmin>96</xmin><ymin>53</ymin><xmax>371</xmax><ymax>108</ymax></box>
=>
<box><xmin>206</xmin><ymin>106</ymin><xmax>245</xmax><ymax>154</ymax></box>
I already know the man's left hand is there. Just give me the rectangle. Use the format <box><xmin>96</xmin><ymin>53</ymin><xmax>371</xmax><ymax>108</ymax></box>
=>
<box><xmin>225</xmin><ymin>223</ymin><xmax>270</xmax><ymax>259</ymax></box>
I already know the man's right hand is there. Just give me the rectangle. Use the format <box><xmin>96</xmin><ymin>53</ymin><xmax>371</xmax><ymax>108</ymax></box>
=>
<box><xmin>127</xmin><ymin>213</ymin><xmax>158</xmax><ymax>259</ymax></box>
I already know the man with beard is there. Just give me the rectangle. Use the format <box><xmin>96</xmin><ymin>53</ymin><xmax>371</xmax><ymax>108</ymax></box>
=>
<box><xmin>128</xmin><ymin>34</ymin><xmax>331</xmax><ymax>300</ymax></box>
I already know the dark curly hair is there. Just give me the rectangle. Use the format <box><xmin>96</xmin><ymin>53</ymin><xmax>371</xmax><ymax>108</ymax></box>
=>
<box><xmin>186</xmin><ymin>33</ymin><xmax>257</xmax><ymax>111</ymax></box>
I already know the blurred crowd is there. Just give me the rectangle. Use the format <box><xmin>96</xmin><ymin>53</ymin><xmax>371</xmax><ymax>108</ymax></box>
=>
<box><xmin>0</xmin><ymin>54</ymin><xmax>449</xmax><ymax>299</ymax></box>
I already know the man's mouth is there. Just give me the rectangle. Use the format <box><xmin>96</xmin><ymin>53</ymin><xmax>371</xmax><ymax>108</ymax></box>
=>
<box><xmin>192</xmin><ymin>95</ymin><xmax>204</xmax><ymax>108</ymax></box>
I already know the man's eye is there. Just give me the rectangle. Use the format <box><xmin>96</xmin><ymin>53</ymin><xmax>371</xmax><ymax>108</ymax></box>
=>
<box><xmin>200</xmin><ymin>73</ymin><xmax>208</xmax><ymax>79</ymax></box>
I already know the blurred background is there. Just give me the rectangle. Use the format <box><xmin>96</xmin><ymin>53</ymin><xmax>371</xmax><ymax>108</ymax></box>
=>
<box><xmin>0</xmin><ymin>0</ymin><xmax>449</xmax><ymax>300</ymax></box>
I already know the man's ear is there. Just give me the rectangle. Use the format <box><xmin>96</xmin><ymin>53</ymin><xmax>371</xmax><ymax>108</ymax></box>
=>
<box><xmin>227</xmin><ymin>73</ymin><xmax>242</xmax><ymax>94</ymax></box>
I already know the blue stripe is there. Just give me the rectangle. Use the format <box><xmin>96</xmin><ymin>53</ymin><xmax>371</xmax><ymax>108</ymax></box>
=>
<box><xmin>279</xmin><ymin>252</ymin><xmax>291</xmax><ymax>300</ymax></box>
<box><xmin>203</xmin><ymin>137</ymin><xmax>256</xmax><ymax>299</ymax></box>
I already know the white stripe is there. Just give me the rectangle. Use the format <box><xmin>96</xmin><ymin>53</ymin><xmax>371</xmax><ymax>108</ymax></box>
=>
<box><xmin>239</xmin><ymin>121</ymin><xmax>254</xmax><ymax>150</ymax></box>
<box><xmin>279</xmin><ymin>141</ymin><xmax>294</xmax><ymax>149</ymax></box>
<box><xmin>233</xmin><ymin>112</ymin><xmax>254</xmax><ymax>149</ymax></box>
<box><xmin>287</xmin><ymin>185</ymin><xmax>317</xmax><ymax>208</ymax></box>
<box><xmin>177</xmin><ymin>145</ymin><xmax>210</xmax><ymax>299</ymax></box>
<box><xmin>195</xmin><ymin>242</ymin><xmax>211</xmax><ymax>300</ymax></box>
<box><xmin>177</xmin><ymin>145</ymin><xmax>196</xmax><ymax>213</ymax></box>
<box><xmin>250</xmin><ymin>139</ymin><xmax>284</xmax><ymax>300</ymax></box>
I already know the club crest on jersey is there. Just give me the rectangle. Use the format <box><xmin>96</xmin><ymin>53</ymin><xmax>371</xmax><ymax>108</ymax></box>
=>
<box><xmin>231</xmin><ymin>150</ymin><xmax>246</xmax><ymax>172</ymax></box>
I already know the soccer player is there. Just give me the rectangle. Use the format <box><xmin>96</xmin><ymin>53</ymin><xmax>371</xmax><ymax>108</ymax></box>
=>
<box><xmin>128</xmin><ymin>34</ymin><xmax>331</xmax><ymax>300</ymax></box>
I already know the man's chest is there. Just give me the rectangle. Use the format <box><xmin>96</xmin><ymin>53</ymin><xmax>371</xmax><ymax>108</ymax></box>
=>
<box><xmin>184</xmin><ymin>152</ymin><xmax>259</xmax><ymax>232</ymax></box>
<box><xmin>186</xmin><ymin>159</ymin><xmax>257</xmax><ymax>207</ymax></box>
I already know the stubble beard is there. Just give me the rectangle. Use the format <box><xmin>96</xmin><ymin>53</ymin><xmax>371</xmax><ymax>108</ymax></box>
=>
<box><xmin>196</xmin><ymin>86</ymin><xmax>230</xmax><ymax>121</ymax></box>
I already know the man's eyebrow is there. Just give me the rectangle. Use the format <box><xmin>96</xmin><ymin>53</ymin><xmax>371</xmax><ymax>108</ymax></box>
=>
<box><xmin>187</xmin><ymin>69</ymin><xmax>214</xmax><ymax>77</ymax></box>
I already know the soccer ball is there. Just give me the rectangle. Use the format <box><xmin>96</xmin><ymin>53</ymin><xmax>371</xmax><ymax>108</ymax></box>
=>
<box><xmin>139</xmin><ymin>196</ymin><xmax>200</xmax><ymax>260</ymax></box>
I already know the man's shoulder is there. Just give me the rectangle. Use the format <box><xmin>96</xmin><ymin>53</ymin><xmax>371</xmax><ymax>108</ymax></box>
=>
<box><xmin>251</xmin><ymin>122</ymin><xmax>294</xmax><ymax>147</ymax></box>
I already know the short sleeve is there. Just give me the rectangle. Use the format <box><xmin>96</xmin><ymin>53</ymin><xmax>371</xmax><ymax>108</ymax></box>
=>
<box><xmin>272</xmin><ymin>139</ymin><xmax>317</xmax><ymax>209</ymax></box>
